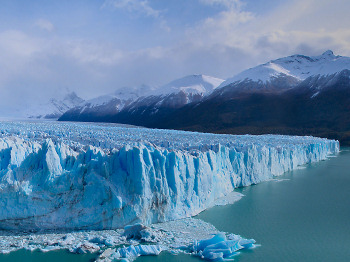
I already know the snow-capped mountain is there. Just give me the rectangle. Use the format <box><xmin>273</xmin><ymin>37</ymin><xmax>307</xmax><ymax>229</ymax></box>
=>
<box><xmin>126</xmin><ymin>75</ymin><xmax>224</xmax><ymax>110</ymax></box>
<box><xmin>78</xmin><ymin>84</ymin><xmax>154</xmax><ymax>113</ymax></box>
<box><xmin>154</xmin><ymin>74</ymin><xmax>224</xmax><ymax>96</ymax></box>
<box><xmin>59</xmin><ymin>85</ymin><xmax>155</xmax><ymax>122</ymax></box>
<box><xmin>218</xmin><ymin>50</ymin><xmax>350</xmax><ymax>89</ymax></box>
<box><xmin>60</xmin><ymin>75</ymin><xmax>224</xmax><ymax>122</ymax></box>
<box><xmin>144</xmin><ymin>51</ymin><xmax>350</xmax><ymax>145</ymax></box>
<box><xmin>26</xmin><ymin>92</ymin><xmax>84</xmax><ymax>119</ymax></box>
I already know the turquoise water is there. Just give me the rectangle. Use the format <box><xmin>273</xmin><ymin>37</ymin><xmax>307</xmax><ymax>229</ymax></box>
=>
<box><xmin>195</xmin><ymin>148</ymin><xmax>350</xmax><ymax>262</ymax></box>
<box><xmin>2</xmin><ymin>149</ymin><xmax>349</xmax><ymax>261</ymax></box>
<box><xmin>0</xmin><ymin>249</ymin><xmax>97</xmax><ymax>261</ymax></box>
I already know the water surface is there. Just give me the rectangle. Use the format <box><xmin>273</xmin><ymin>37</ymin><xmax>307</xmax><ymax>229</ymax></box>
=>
<box><xmin>0</xmin><ymin>249</ymin><xmax>97</xmax><ymax>262</ymax></box>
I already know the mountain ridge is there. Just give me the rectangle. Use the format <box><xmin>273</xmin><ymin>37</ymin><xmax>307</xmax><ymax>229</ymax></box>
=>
<box><xmin>25</xmin><ymin>91</ymin><xmax>84</xmax><ymax>119</ymax></box>
<box><xmin>60</xmin><ymin>74</ymin><xmax>224</xmax><ymax>122</ymax></box>
<box><xmin>59</xmin><ymin>51</ymin><xmax>350</xmax><ymax>145</ymax></box>
<box><xmin>218</xmin><ymin>50</ymin><xmax>350</xmax><ymax>88</ymax></box>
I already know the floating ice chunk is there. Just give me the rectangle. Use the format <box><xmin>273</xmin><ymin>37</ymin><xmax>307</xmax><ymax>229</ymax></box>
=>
<box><xmin>227</xmin><ymin>234</ymin><xmax>256</xmax><ymax>249</ymax></box>
<box><xmin>191</xmin><ymin>233</ymin><xmax>255</xmax><ymax>261</ymax></box>
<box><xmin>123</xmin><ymin>224</ymin><xmax>162</xmax><ymax>243</ymax></box>
<box><xmin>104</xmin><ymin>236</ymin><xmax>117</xmax><ymax>247</ymax></box>
<box><xmin>123</xmin><ymin>224</ymin><xmax>148</xmax><ymax>240</ymax></box>
<box><xmin>271</xmin><ymin>178</ymin><xmax>290</xmax><ymax>183</ymax></box>
<box><xmin>59</xmin><ymin>234</ymin><xmax>75</xmax><ymax>246</ymax></box>
<box><xmin>40</xmin><ymin>245</ymin><xmax>61</xmax><ymax>252</ymax></box>
<box><xmin>96</xmin><ymin>248</ymin><xmax>116</xmax><ymax>262</ymax></box>
<box><xmin>70</xmin><ymin>241</ymin><xmax>100</xmax><ymax>254</ymax></box>
<box><xmin>89</xmin><ymin>235</ymin><xmax>119</xmax><ymax>247</ymax></box>
<box><xmin>89</xmin><ymin>236</ymin><xmax>104</xmax><ymax>244</ymax></box>
<box><xmin>116</xmin><ymin>244</ymin><xmax>164</xmax><ymax>260</ymax></box>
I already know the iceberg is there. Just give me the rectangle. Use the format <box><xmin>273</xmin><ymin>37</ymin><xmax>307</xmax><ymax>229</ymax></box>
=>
<box><xmin>114</xmin><ymin>245</ymin><xmax>164</xmax><ymax>260</ymax></box>
<box><xmin>0</xmin><ymin>121</ymin><xmax>339</xmax><ymax>230</ymax></box>
<box><xmin>191</xmin><ymin>233</ymin><xmax>256</xmax><ymax>261</ymax></box>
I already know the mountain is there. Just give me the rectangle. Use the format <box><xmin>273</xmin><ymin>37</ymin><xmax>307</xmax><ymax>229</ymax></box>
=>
<box><xmin>219</xmin><ymin>50</ymin><xmax>347</xmax><ymax>86</ymax></box>
<box><xmin>26</xmin><ymin>92</ymin><xmax>84</xmax><ymax>119</ymax></box>
<box><xmin>60</xmin><ymin>85</ymin><xmax>155</xmax><ymax>122</ymax></box>
<box><xmin>155</xmin><ymin>74</ymin><xmax>224</xmax><ymax>96</ymax></box>
<box><xmin>212</xmin><ymin>50</ymin><xmax>350</xmax><ymax>98</ymax></box>
<box><xmin>59</xmin><ymin>51</ymin><xmax>350</xmax><ymax>145</ymax></box>
<box><xmin>147</xmin><ymin>52</ymin><xmax>350</xmax><ymax>145</ymax></box>
<box><xmin>59</xmin><ymin>75</ymin><xmax>224</xmax><ymax>122</ymax></box>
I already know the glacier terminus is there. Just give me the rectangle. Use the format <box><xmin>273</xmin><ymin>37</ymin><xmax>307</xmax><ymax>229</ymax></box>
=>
<box><xmin>0</xmin><ymin>121</ymin><xmax>339</xmax><ymax>230</ymax></box>
<box><xmin>0</xmin><ymin>120</ymin><xmax>339</xmax><ymax>261</ymax></box>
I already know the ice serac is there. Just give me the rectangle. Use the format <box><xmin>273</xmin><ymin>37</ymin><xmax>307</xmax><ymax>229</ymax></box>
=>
<box><xmin>0</xmin><ymin>121</ymin><xmax>339</xmax><ymax>230</ymax></box>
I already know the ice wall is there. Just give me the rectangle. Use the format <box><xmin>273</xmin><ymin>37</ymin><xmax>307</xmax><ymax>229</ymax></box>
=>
<box><xmin>0</xmin><ymin>121</ymin><xmax>339</xmax><ymax>230</ymax></box>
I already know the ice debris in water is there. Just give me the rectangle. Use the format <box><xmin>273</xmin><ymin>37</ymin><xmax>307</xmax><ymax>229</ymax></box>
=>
<box><xmin>0</xmin><ymin>218</ymin><xmax>255</xmax><ymax>262</ymax></box>
<box><xmin>97</xmin><ymin>219</ymin><xmax>255</xmax><ymax>261</ymax></box>
<box><xmin>0</xmin><ymin>121</ymin><xmax>339</xmax><ymax>230</ymax></box>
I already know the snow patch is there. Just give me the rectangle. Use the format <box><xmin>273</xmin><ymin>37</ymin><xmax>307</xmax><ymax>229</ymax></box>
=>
<box><xmin>311</xmin><ymin>91</ymin><xmax>320</xmax><ymax>98</ymax></box>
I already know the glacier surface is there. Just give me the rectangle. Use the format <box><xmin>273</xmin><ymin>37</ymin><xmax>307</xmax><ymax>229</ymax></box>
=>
<box><xmin>0</xmin><ymin>121</ymin><xmax>339</xmax><ymax>230</ymax></box>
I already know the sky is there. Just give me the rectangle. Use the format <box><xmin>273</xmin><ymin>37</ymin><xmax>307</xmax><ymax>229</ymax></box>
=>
<box><xmin>1</xmin><ymin>0</ymin><xmax>350</xmax><ymax>110</ymax></box>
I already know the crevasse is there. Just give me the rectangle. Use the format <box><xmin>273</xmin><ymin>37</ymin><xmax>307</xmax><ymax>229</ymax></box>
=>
<box><xmin>0</xmin><ymin>122</ymin><xmax>339</xmax><ymax>230</ymax></box>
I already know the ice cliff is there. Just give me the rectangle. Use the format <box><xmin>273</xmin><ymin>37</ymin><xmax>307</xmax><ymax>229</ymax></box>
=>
<box><xmin>0</xmin><ymin>121</ymin><xmax>339</xmax><ymax>230</ymax></box>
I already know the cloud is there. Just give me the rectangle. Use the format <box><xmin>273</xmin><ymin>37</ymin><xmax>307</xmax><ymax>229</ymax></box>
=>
<box><xmin>101</xmin><ymin>0</ymin><xmax>170</xmax><ymax>31</ymax></box>
<box><xmin>102</xmin><ymin>0</ymin><xmax>161</xmax><ymax>18</ymax></box>
<box><xmin>1</xmin><ymin>0</ymin><xmax>350</xmax><ymax>117</ymax></box>
<box><xmin>64</xmin><ymin>40</ymin><xmax>124</xmax><ymax>66</ymax></box>
<box><xmin>0</xmin><ymin>30</ymin><xmax>47</xmax><ymax>88</ymax></box>
<box><xmin>186</xmin><ymin>0</ymin><xmax>350</xmax><ymax>67</ymax></box>
<box><xmin>35</xmin><ymin>19</ymin><xmax>54</xmax><ymax>32</ymax></box>
<box><xmin>199</xmin><ymin>0</ymin><xmax>244</xmax><ymax>9</ymax></box>
<box><xmin>184</xmin><ymin>0</ymin><xmax>254</xmax><ymax>59</ymax></box>
<box><xmin>0</xmin><ymin>30</ymin><xmax>41</xmax><ymax>57</ymax></box>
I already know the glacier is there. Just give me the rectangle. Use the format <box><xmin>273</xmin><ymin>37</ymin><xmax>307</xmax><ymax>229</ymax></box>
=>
<box><xmin>0</xmin><ymin>121</ymin><xmax>339</xmax><ymax>230</ymax></box>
